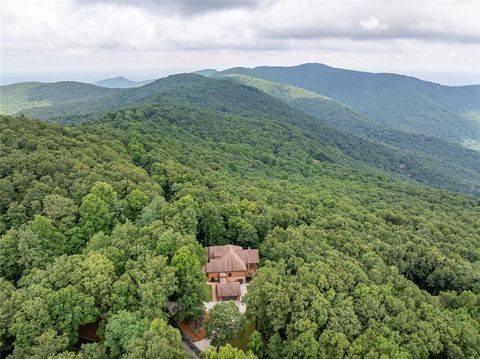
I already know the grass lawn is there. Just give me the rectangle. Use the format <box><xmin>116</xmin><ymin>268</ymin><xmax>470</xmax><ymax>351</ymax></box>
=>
<box><xmin>205</xmin><ymin>283</ymin><xmax>213</xmax><ymax>301</ymax></box>
<box><xmin>230</xmin><ymin>320</ymin><xmax>256</xmax><ymax>351</ymax></box>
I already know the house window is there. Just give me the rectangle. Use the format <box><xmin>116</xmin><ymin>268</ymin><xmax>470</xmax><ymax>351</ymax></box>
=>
<box><xmin>228</xmin><ymin>273</ymin><xmax>232</xmax><ymax>277</ymax></box>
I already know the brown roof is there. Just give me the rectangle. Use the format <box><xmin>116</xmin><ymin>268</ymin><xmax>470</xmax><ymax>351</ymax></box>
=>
<box><xmin>208</xmin><ymin>245</ymin><xmax>242</xmax><ymax>259</ymax></box>
<box><xmin>235</xmin><ymin>248</ymin><xmax>260</xmax><ymax>264</ymax></box>
<box><xmin>205</xmin><ymin>245</ymin><xmax>259</xmax><ymax>273</ymax></box>
<box><xmin>217</xmin><ymin>282</ymin><xmax>241</xmax><ymax>298</ymax></box>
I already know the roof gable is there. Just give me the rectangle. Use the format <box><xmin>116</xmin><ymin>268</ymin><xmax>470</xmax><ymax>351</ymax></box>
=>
<box><xmin>205</xmin><ymin>245</ymin><xmax>259</xmax><ymax>273</ymax></box>
<box><xmin>217</xmin><ymin>282</ymin><xmax>241</xmax><ymax>297</ymax></box>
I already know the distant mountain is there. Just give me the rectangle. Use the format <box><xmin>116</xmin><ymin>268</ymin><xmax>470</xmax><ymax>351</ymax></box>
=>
<box><xmin>1</xmin><ymin>73</ymin><xmax>479</xmax><ymax>195</ymax></box>
<box><xmin>94</xmin><ymin>76</ymin><xmax>155</xmax><ymax>88</ymax></box>
<box><xmin>218</xmin><ymin>63</ymin><xmax>480</xmax><ymax>149</ymax></box>
<box><xmin>193</xmin><ymin>69</ymin><xmax>218</xmax><ymax>77</ymax></box>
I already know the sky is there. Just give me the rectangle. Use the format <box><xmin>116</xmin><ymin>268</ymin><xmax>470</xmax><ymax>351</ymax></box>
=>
<box><xmin>1</xmin><ymin>0</ymin><xmax>479</xmax><ymax>85</ymax></box>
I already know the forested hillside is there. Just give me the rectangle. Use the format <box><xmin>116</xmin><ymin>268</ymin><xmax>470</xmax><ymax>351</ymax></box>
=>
<box><xmin>223</xmin><ymin>74</ymin><xmax>480</xmax><ymax>195</ymax></box>
<box><xmin>1</xmin><ymin>74</ymin><xmax>480</xmax><ymax>195</ymax></box>
<box><xmin>1</xmin><ymin>96</ymin><xmax>480</xmax><ymax>358</ymax></box>
<box><xmin>218</xmin><ymin>63</ymin><xmax>480</xmax><ymax>147</ymax></box>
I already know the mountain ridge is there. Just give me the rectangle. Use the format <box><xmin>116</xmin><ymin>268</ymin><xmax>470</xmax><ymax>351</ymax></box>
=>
<box><xmin>1</xmin><ymin>70</ymin><xmax>479</xmax><ymax>195</ymax></box>
<box><xmin>217</xmin><ymin>63</ymin><xmax>480</xmax><ymax>147</ymax></box>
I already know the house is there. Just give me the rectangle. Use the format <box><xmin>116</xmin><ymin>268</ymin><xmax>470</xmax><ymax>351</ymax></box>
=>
<box><xmin>204</xmin><ymin>245</ymin><xmax>259</xmax><ymax>301</ymax></box>
<box><xmin>205</xmin><ymin>245</ymin><xmax>259</xmax><ymax>284</ymax></box>
<box><xmin>204</xmin><ymin>245</ymin><xmax>259</xmax><ymax>300</ymax></box>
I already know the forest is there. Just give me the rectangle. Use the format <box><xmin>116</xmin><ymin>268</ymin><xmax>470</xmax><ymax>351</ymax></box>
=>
<box><xmin>217</xmin><ymin>63</ymin><xmax>480</xmax><ymax>145</ymax></box>
<box><xmin>2</xmin><ymin>74</ymin><xmax>480</xmax><ymax>196</ymax></box>
<box><xmin>0</xmin><ymin>91</ymin><xmax>479</xmax><ymax>358</ymax></box>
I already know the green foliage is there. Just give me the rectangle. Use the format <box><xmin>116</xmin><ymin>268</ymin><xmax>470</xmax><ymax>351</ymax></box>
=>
<box><xmin>218</xmin><ymin>64</ymin><xmax>480</xmax><ymax>144</ymax></box>
<box><xmin>122</xmin><ymin>317</ymin><xmax>189</xmax><ymax>359</ymax></box>
<box><xmin>0</xmin><ymin>278</ymin><xmax>15</xmax><ymax>355</ymax></box>
<box><xmin>18</xmin><ymin>215</ymin><xmax>65</xmax><ymax>274</ymax></box>
<box><xmin>171</xmin><ymin>245</ymin><xmax>208</xmax><ymax>322</ymax></box>
<box><xmin>43</xmin><ymin>194</ymin><xmax>77</xmax><ymax>227</ymax></box>
<box><xmin>203</xmin><ymin>344</ymin><xmax>257</xmax><ymax>359</ymax></box>
<box><xmin>0</xmin><ymin>229</ymin><xmax>21</xmax><ymax>280</ymax></box>
<box><xmin>3</xmin><ymin>71</ymin><xmax>479</xmax><ymax>195</ymax></box>
<box><xmin>104</xmin><ymin>311</ymin><xmax>188</xmax><ymax>358</ymax></box>
<box><xmin>248</xmin><ymin>330</ymin><xmax>265</xmax><ymax>359</ymax></box>
<box><xmin>104</xmin><ymin>311</ymin><xmax>149</xmax><ymax>358</ymax></box>
<box><xmin>79</xmin><ymin>182</ymin><xmax>118</xmax><ymax>237</ymax></box>
<box><xmin>245</xmin><ymin>225</ymin><xmax>480</xmax><ymax>357</ymax></box>
<box><xmin>0</xmin><ymin>75</ymin><xmax>479</xmax><ymax>358</ymax></box>
<box><xmin>52</xmin><ymin>343</ymin><xmax>107</xmax><ymax>359</ymax></box>
<box><xmin>226</xmin><ymin>73</ymin><xmax>480</xmax><ymax>195</ymax></box>
<box><xmin>206</xmin><ymin>302</ymin><xmax>243</xmax><ymax>348</ymax></box>
<box><xmin>111</xmin><ymin>253</ymin><xmax>177</xmax><ymax>320</ymax></box>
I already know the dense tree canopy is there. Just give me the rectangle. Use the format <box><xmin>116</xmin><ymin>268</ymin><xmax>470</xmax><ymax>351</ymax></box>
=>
<box><xmin>205</xmin><ymin>302</ymin><xmax>243</xmax><ymax>348</ymax></box>
<box><xmin>0</xmin><ymin>87</ymin><xmax>479</xmax><ymax>358</ymax></box>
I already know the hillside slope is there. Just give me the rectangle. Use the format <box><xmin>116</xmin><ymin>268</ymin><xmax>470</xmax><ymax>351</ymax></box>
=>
<box><xmin>223</xmin><ymin>74</ymin><xmax>480</xmax><ymax>187</ymax></box>
<box><xmin>1</xmin><ymin>74</ymin><xmax>479</xmax><ymax>195</ymax></box>
<box><xmin>1</xmin><ymin>109</ymin><xmax>479</xmax><ymax>357</ymax></box>
<box><xmin>218</xmin><ymin>63</ymin><xmax>480</xmax><ymax>147</ymax></box>
<box><xmin>0</xmin><ymin>81</ymin><xmax>119</xmax><ymax>120</ymax></box>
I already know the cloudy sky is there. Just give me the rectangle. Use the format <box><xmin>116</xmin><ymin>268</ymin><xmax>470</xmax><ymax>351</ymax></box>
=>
<box><xmin>1</xmin><ymin>0</ymin><xmax>479</xmax><ymax>85</ymax></box>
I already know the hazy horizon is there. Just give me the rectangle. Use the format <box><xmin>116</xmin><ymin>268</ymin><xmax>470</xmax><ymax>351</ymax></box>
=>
<box><xmin>1</xmin><ymin>64</ymin><xmax>479</xmax><ymax>87</ymax></box>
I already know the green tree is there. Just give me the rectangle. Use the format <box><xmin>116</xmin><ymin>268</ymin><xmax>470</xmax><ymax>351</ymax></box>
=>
<box><xmin>111</xmin><ymin>253</ymin><xmax>176</xmax><ymax>319</ymax></box>
<box><xmin>199</xmin><ymin>203</ymin><xmax>227</xmax><ymax>246</ymax></box>
<box><xmin>161</xmin><ymin>195</ymin><xmax>200</xmax><ymax>235</ymax></box>
<box><xmin>10</xmin><ymin>329</ymin><xmax>69</xmax><ymax>359</ymax></box>
<box><xmin>9</xmin><ymin>297</ymin><xmax>53</xmax><ymax>349</ymax></box>
<box><xmin>79</xmin><ymin>194</ymin><xmax>113</xmax><ymax>235</ymax></box>
<box><xmin>123</xmin><ymin>317</ymin><xmax>189</xmax><ymax>359</ymax></box>
<box><xmin>45</xmin><ymin>286</ymin><xmax>99</xmax><ymax>343</ymax></box>
<box><xmin>137</xmin><ymin>196</ymin><xmax>166</xmax><ymax>226</ymax></box>
<box><xmin>282</xmin><ymin>330</ymin><xmax>320</xmax><ymax>359</ymax></box>
<box><xmin>318</xmin><ymin>330</ymin><xmax>349</xmax><ymax>359</ymax></box>
<box><xmin>227</xmin><ymin>217</ymin><xmax>258</xmax><ymax>248</ymax></box>
<box><xmin>70</xmin><ymin>252</ymin><xmax>117</xmax><ymax>311</ymax></box>
<box><xmin>0</xmin><ymin>229</ymin><xmax>21</xmax><ymax>280</ymax></box>
<box><xmin>205</xmin><ymin>302</ymin><xmax>242</xmax><ymax>348</ymax></box>
<box><xmin>204</xmin><ymin>344</ymin><xmax>257</xmax><ymax>359</ymax></box>
<box><xmin>6</xmin><ymin>202</ymin><xmax>27</xmax><ymax>229</ymax></box>
<box><xmin>156</xmin><ymin>229</ymin><xmax>206</xmax><ymax>265</ymax></box>
<box><xmin>123</xmin><ymin>189</ymin><xmax>149</xmax><ymax>221</ymax></box>
<box><xmin>52</xmin><ymin>343</ymin><xmax>107</xmax><ymax>359</ymax></box>
<box><xmin>18</xmin><ymin>215</ymin><xmax>65</xmax><ymax>273</ymax></box>
<box><xmin>0</xmin><ymin>278</ymin><xmax>15</xmax><ymax>356</ymax></box>
<box><xmin>171</xmin><ymin>246</ymin><xmax>207</xmax><ymax>322</ymax></box>
<box><xmin>248</xmin><ymin>330</ymin><xmax>265</xmax><ymax>359</ymax></box>
<box><xmin>104</xmin><ymin>311</ymin><xmax>149</xmax><ymax>358</ymax></box>
<box><xmin>43</xmin><ymin>194</ymin><xmax>77</xmax><ymax>232</ymax></box>
<box><xmin>78</xmin><ymin>182</ymin><xmax>118</xmax><ymax>239</ymax></box>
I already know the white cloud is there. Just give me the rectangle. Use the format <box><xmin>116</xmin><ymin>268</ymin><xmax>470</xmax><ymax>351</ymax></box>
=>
<box><xmin>359</xmin><ymin>16</ymin><xmax>389</xmax><ymax>31</ymax></box>
<box><xmin>1</xmin><ymin>0</ymin><xmax>479</xmax><ymax>85</ymax></box>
